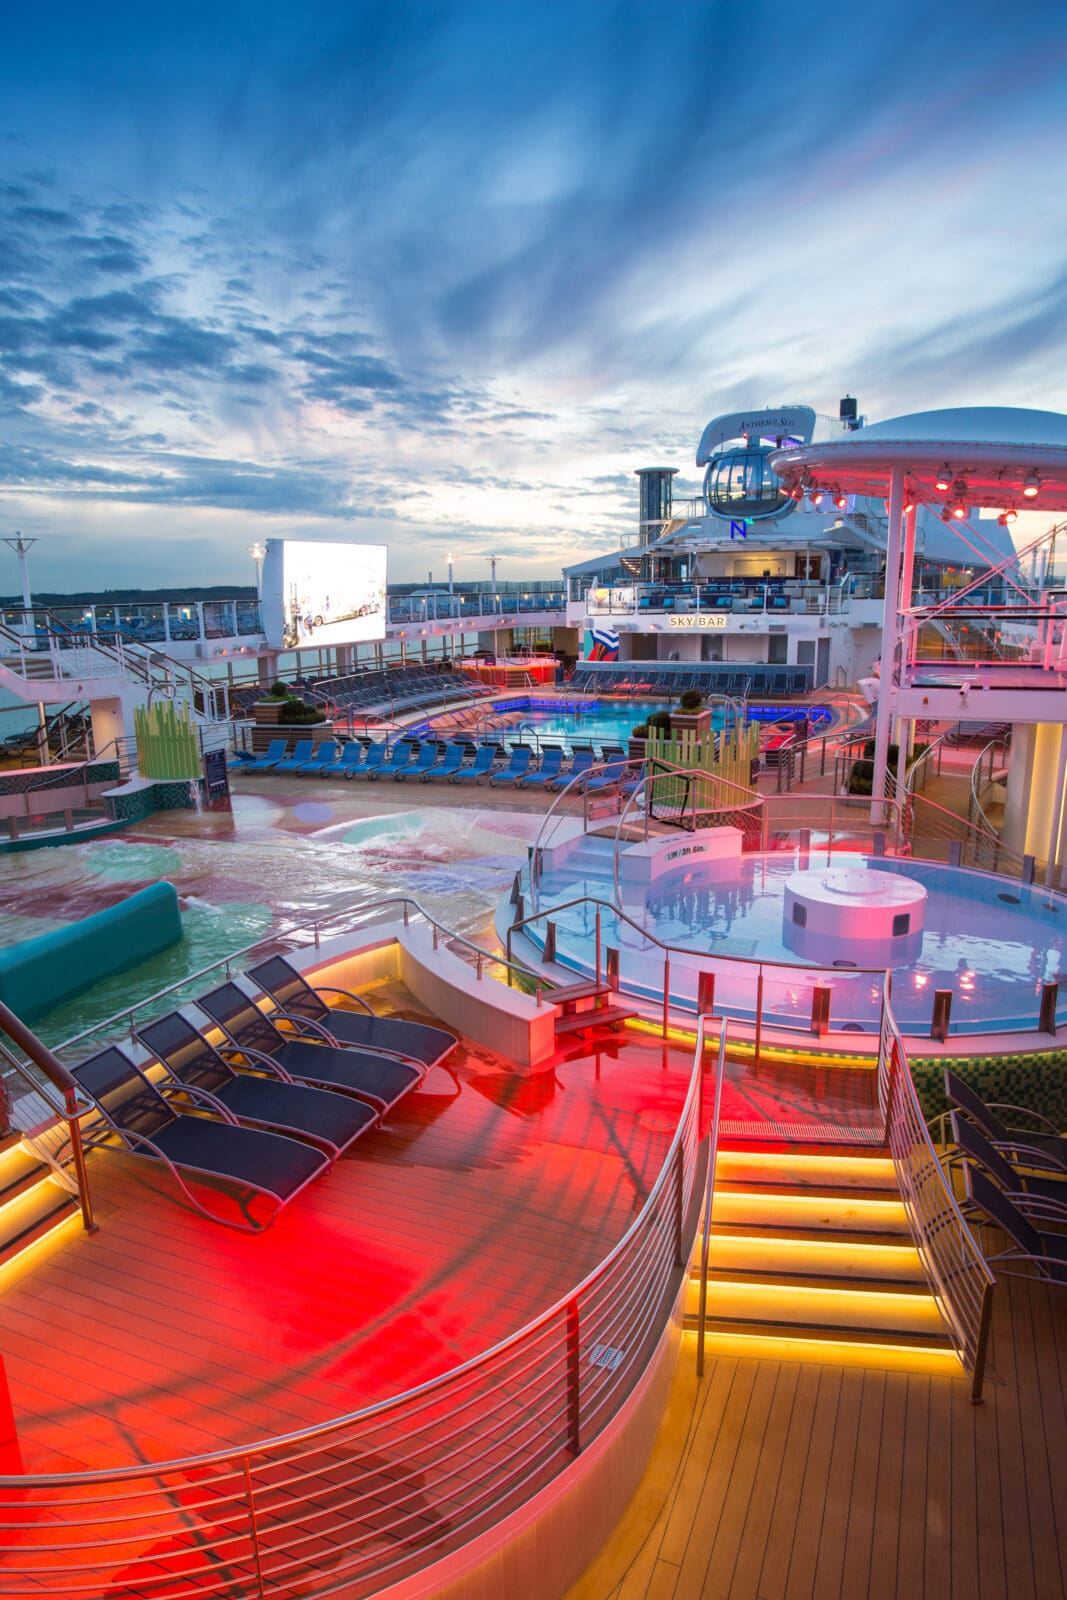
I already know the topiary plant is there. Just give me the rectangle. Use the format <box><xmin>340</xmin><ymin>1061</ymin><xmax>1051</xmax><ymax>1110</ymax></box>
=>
<box><xmin>631</xmin><ymin>723</ymin><xmax>649</xmax><ymax>740</ymax></box>
<box><xmin>678</xmin><ymin>689</ymin><xmax>705</xmax><ymax>712</ymax></box>
<box><xmin>268</xmin><ymin>679</ymin><xmax>291</xmax><ymax>699</ymax></box>
<box><xmin>646</xmin><ymin>710</ymin><xmax>672</xmax><ymax>737</ymax></box>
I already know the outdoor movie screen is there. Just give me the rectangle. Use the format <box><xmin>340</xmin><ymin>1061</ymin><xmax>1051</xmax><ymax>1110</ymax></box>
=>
<box><xmin>261</xmin><ymin>539</ymin><xmax>388</xmax><ymax>650</ymax></box>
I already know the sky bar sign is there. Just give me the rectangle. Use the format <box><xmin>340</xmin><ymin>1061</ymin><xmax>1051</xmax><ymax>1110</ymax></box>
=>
<box><xmin>668</xmin><ymin>613</ymin><xmax>728</xmax><ymax>629</ymax></box>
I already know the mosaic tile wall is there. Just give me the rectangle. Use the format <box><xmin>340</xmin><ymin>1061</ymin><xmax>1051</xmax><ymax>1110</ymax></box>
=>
<box><xmin>103</xmin><ymin>778</ymin><xmax>203</xmax><ymax>823</ymax></box>
<box><xmin>0</xmin><ymin>759</ymin><xmax>119</xmax><ymax>798</ymax></box>
<box><xmin>911</xmin><ymin>1046</ymin><xmax>1067</xmax><ymax>1128</ymax></box>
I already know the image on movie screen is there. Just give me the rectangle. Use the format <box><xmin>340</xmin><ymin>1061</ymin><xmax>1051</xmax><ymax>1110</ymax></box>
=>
<box><xmin>267</xmin><ymin>540</ymin><xmax>387</xmax><ymax>648</ymax></box>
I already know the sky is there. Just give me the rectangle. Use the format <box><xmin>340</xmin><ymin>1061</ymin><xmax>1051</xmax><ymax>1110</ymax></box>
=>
<box><xmin>1</xmin><ymin>1</ymin><xmax>1066</xmax><ymax>593</ymax></box>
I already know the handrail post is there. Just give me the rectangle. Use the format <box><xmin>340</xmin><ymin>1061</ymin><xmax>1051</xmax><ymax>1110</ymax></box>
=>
<box><xmin>594</xmin><ymin>909</ymin><xmax>601</xmax><ymax>988</ymax></box>
<box><xmin>753</xmin><ymin>970</ymin><xmax>764</xmax><ymax>1073</ymax></box>
<box><xmin>674</xmin><ymin>1143</ymin><xmax>685</xmax><ymax>1267</ymax></box>
<box><xmin>970</xmin><ymin>1281</ymin><xmax>993</xmax><ymax>1403</ymax></box>
<box><xmin>64</xmin><ymin>1087</ymin><xmax>97</xmax><ymax>1234</ymax></box>
<box><xmin>566</xmin><ymin>1298</ymin><xmax>581</xmax><ymax>1455</ymax></box>
<box><xmin>662</xmin><ymin>954</ymin><xmax>670</xmax><ymax>1038</ymax></box>
<box><xmin>242</xmin><ymin>1457</ymin><xmax>268</xmax><ymax>1600</ymax></box>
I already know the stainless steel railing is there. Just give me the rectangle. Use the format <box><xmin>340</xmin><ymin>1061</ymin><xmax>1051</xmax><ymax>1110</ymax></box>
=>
<box><xmin>875</xmin><ymin>980</ymin><xmax>994</xmax><ymax>1401</ymax></box>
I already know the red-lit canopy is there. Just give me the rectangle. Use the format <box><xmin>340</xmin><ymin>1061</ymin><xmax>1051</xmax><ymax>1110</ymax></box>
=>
<box><xmin>770</xmin><ymin>406</ymin><xmax>1067</xmax><ymax>513</ymax></box>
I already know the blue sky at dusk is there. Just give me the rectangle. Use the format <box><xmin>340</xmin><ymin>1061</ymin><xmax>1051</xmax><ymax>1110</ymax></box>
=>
<box><xmin>1</xmin><ymin>1</ymin><xmax>1065</xmax><ymax>591</ymax></box>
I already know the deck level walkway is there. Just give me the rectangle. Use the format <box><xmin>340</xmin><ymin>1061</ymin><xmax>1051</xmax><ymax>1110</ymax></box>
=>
<box><xmin>0</xmin><ymin>984</ymin><xmax>696</xmax><ymax>1476</ymax></box>
<box><xmin>567</xmin><ymin>1273</ymin><xmax>1067</xmax><ymax>1600</ymax></box>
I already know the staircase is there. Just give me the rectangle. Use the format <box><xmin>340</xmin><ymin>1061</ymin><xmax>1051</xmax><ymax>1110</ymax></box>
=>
<box><xmin>547</xmin><ymin>979</ymin><xmax>637</xmax><ymax>1037</ymax></box>
<box><xmin>0</xmin><ymin>1134</ymin><xmax>80</xmax><ymax>1271</ymax></box>
<box><xmin>687</xmin><ymin>1150</ymin><xmax>960</xmax><ymax>1376</ymax></box>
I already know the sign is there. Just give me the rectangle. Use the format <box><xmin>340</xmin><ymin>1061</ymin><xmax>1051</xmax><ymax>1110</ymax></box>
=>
<box><xmin>202</xmin><ymin>747</ymin><xmax>230</xmax><ymax>809</ymax></box>
<box><xmin>668</xmin><ymin>614</ymin><xmax>728</xmax><ymax>629</ymax></box>
<box><xmin>730</xmin><ymin>520</ymin><xmax>748</xmax><ymax>540</ymax></box>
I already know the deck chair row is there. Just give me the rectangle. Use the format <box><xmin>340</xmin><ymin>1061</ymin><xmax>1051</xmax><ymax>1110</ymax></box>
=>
<box><xmin>70</xmin><ymin>956</ymin><xmax>457</xmax><ymax>1232</ymax></box>
<box><xmin>232</xmin><ymin>737</ymin><xmax>635</xmax><ymax>789</ymax></box>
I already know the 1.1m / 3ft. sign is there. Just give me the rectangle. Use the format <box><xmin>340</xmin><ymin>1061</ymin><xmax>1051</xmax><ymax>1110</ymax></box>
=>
<box><xmin>668</xmin><ymin>614</ymin><xmax>728</xmax><ymax>629</ymax></box>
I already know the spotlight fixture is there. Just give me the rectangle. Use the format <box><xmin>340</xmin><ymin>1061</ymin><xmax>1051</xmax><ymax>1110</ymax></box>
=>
<box><xmin>1023</xmin><ymin>470</ymin><xmax>1041</xmax><ymax>498</ymax></box>
<box><xmin>903</xmin><ymin>485</ymin><xmax>917</xmax><ymax>513</ymax></box>
<box><xmin>833</xmin><ymin>489</ymin><xmax>848</xmax><ymax>510</ymax></box>
<box><xmin>934</xmin><ymin>464</ymin><xmax>952</xmax><ymax>491</ymax></box>
<box><xmin>940</xmin><ymin>507</ymin><xmax>953</xmax><ymax>523</ymax></box>
<box><xmin>810</xmin><ymin>488</ymin><xmax>826</xmax><ymax>509</ymax></box>
<box><xmin>998</xmin><ymin>508</ymin><xmax>1019</xmax><ymax>526</ymax></box>
<box><xmin>951</xmin><ymin>477</ymin><xmax>969</xmax><ymax>499</ymax></box>
<box><xmin>951</xmin><ymin>501</ymin><xmax>968</xmax><ymax>520</ymax></box>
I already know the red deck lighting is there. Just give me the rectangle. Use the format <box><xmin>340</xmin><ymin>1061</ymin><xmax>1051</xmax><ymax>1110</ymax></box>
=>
<box><xmin>934</xmin><ymin>464</ymin><xmax>952</xmax><ymax>491</ymax></box>
<box><xmin>1023</xmin><ymin>470</ymin><xmax>1041</xmax><ymax>498</ymax></box>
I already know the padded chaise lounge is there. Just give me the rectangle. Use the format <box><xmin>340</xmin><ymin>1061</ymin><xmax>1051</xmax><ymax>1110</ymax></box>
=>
<box><xmin>136</xmin><ymin>1012</ymin><xmax>378</xmax><ymax>1158</ymax></box>
<box><xmin>71</xmin><ymin>1045</ymin><xmax>329</xmax><ymax>1231</ymax></box>
<box><xmin>945</xmin><ymin>1069</ymin><xmax>1067</xmax><ymax>1171</ymax></box>
<box><xmin>247</xmin><ymin>954</ymin><xmax>457</xmax><ymax>1068</ymax></box>
<box><xmin>196</xmin><ymin>981</ymin><xmax>424</xmax><ymax>1114</ymax></box>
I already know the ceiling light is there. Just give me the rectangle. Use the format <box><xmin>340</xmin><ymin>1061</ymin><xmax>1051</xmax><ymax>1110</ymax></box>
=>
<box><xmin>941</xmin><ymin>507</ymin><xmax>953</xmax><ymax>523</ymax></box>
<box><xmin>952</xmin><ymin>477</ymin><xmax>968</xmax><ymax>498</ymax></box>
<box><xmin>810</xmin><ymin>489</ymin><xmax>825</xmax><ymax>508</ymax></box>
<box><xmin>934</xmin><ymin>464</ymin><xmax>952</xmax><ymax>491</ymax></box>
<box><xmin>998</xmin><ymin>508</ymin><xmax>1018</xmax><ymax>526</ymax></box>
<box><xmin>951</xmin><ymin>501</ymin><xmax>968</xmax><ymax>520</ymax></box>
<box><xmin>832</xmin><ymin>488</ymin><xmax>848</xmax><ymax>509</ymax></box>
<box><xmin>1023</xmin><ymin>470</ymin><xmax>1041</xmax><ymax>498</ymax></box>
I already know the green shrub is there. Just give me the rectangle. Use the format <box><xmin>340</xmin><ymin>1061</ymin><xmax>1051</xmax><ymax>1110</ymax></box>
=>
<box><xmin>679</xmin><ymin>689</ymin><xmax>705</xmax><ymax>712</ymax></box>
<box><xmin>269</xmin><ymin>679</ymin><xmax>290</xmax><ymax>699</ymax></box>
<box><xmin>647</xmin><ymin>710</ymin><xmax>672</xmax><ymax>735</ymax></box>
<box><xmin>631</xmin><ymin>723</ymin><xmax>649</xmax><ymax>740</ymax></box>
<box><xmin>278</xmin><ymin>698</ymin><xmax>327</xmax><ymax>725</ymax></box>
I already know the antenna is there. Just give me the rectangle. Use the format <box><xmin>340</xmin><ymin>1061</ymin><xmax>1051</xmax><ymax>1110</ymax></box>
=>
<box><xmin>2</xmin><ymin>532</ymin><xmax>37</xmax><ymax>615</ymax></box>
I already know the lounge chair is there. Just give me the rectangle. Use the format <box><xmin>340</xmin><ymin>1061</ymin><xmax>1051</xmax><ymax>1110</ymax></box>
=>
<box><xmin>449</xmin><ymin>744</ymin><xmax>498</xmax><ymax>784</ymax></box>
<box><xmin>196</xmin><ymin>981</ymin><xmax>424</xmax><ymax>1114</ymax></box>
<box><xmin>585</xmin><ymin>756</ymin><xmax>628</xmax><ymax>793</ymax></box>
<box><xmin>70</xmin><ymin>1045</ymin><xmax>328</xmax><ymax>1232</ymax></box>
<box><xmin>425</xmin><ymin>742</ymin><xmax>468</xmax><ymax>782</ymax></box>
<box><xmin>242</xmin><ymin>739</ymin><xmax>289</xmax><ymax>773</ymax></box>
<box><xmin>228</xmin><ymin>750</ymin><xmax>256</xmax><ymax>771</ymax></box>
<box><xmin>519</xmin><ymin>747</ymin><xmax>564</xmax><ymax>788</ymax></box>
<box><xmin>136</xmin><ymin>1012</ymin><xmax>378</xmax><ymax>1158</ymax></box>
<box><xmin>347</xmin><ymin>741</ymin><xmax>388</xmax><ymax>779</ymax></box>
<box><xmin>964</xmin><ymin>1168</ymin><xmax>1067</xmax><ymax>1284</ymax></box>
<box><xmin>367</xmin><ymin>740</ymin><xmax>417</xmax><ymax>780</ymax></box>
<box><xmin>945</xmin><ymin>1069</ymin><xmax>1066</xmax><ymax>1171</ymax></box>
<box><xmin>947</xmin><ymin>1113</ymin><xmax>1067</xmax><ymax>1215</ymax></box>
<box><xmin>399</xmin><ymin>742</ymin><xmax>443</xmax><ymax>781</ymax></box>
<box><xmin>319</xmin><ymin>741</ymin><xmax>368</xmax><ymax>777</ymax></box>
<box><xmin>295</xmin><ymin>741</ymin><xmax>338</xmax><ymax>775</ymax></box>
<box><xmin>550</xmin><ymin>748</ymin><xmax>595</xmax><ymax>791</ymax></box>
<box><xmin>247</xmin><ymin>954</ymin><xmax>457</xmax><ymax>1067</ymax></box>
<box><xmin>274</xmin><ymin>739</ymin><xmax>316</xmax><ymax>773</ymax></box>
<box><xmin>489</xmin><ymin>746</ymin><xmax>533</xmax><ymax>787</ymax></box>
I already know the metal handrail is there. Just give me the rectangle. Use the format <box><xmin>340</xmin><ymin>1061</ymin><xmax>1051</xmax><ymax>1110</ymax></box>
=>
<box><xmin>47</xmin><ymin>892</ymin><xmax>539</xmax><ymax>1066</ymax></box>
<box><xmin>876</xmin><ymin>979</ymin><xmax>995</xmax><ymax>1402</ymax></box>
<box><xmin>0</xmin><ymin>978</ymin><xmax>709</xmax><ymax>1600</ymax></box>
<box><xmin>695</xmin><ymin>1017</ymin><xmax>727</xmax><ymax>1377</ymax></box>
<box><xmin>0</xmin><ymin>1002</ymin><xmax>95</xmax><ymax>1234</ymax></box>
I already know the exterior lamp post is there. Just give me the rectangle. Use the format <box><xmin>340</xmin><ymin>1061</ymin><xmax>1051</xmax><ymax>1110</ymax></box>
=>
<box><xmin>247</xmin><ymin>542</ymin><xmax>266</xmax><ymax>599</ymax></box>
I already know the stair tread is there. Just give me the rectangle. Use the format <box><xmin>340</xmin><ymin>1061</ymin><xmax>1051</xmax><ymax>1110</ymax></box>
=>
<box><xmin>713</xmin><ymin>1180</ymin><xmax>900</xmax><ymax>1202</ymax></box>
<box><xmin>546</xmin><ymin>981</ymin><xmax>611</xmax><ymax>1004</ymax></box>
<box><xmin>554</xmin><ymin>1005</ymin><xmax>636</xmax><ymax>1034</ymax></box>
<box><xmin>0</xmin><ymin>1163</ymin><xmax>51</xmax><ymax>1206</ymax></box>
<box><xmin>689</xmin><ymin>1316</ymin><xmax>954</xmax><ymax>1350</ymax></box>
<box><xmin>698</xmin><ymin>1268</ymin><xmax>930</xmax><ymax>1294</ymax></box>
<box><xmin>705</xmin><ymin>1220</ymin><xmax>914</xmax><ymax>1247</ymax></box>
<box><xmin>0</xmin><ymin>1193</ymin><xmax>78</xmax><ymax>1268</ymax></box>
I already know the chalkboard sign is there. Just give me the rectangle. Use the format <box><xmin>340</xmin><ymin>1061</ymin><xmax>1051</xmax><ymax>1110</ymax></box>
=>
<box><xmin>203</xmin><ymin>748</ymin><xmax>230</xmax><ymax>805</ymax></box>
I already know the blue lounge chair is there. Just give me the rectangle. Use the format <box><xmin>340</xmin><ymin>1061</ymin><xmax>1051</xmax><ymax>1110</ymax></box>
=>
<box><xmin>196</xmin><ymin>982</ymin><xmax>424</xmax><ymax>1115</ymax></box>
<box><xmin>274</xmin><ymin>739</ymin><xmax>316</xmax><ymax>773</ymax></box>
<box><xmin>228</xmin><ymin>750</ymin><xmax>256</xmax><ymax>771</ymax></box>
<box><xmin>585</xmin><ymin>756</ymin><xmax>628</xmax><ymax>793</ymax></box>
<box><xmin>319</xmin><ymin>741</ymin><xmax>368</xmax><ymax>777</ymax></box>
<box><xmin>398</xmin><ymin>742</ymin><xmax>442</xmax><ymax>781</ymax></box>
<box><xmin>242</xmin><ymin>738</ymin><xmax>289</xmax><ymax>773</ymax></box>
<box><xmin>295</xmin><ymin>741</ymin><xmax>338</xmax><ymax>775</ymax></box>
<box><xmin>550</xmin><ymin>748</ymin><xmax>595</xmax><ymax>791</ymax></box>
<box><xmin>369</xmin><ymin>740</ymin><xmax>418</xmax><ymax>780</ymax></box>
<box><xmin>425</xmin><ymin>742</ymin><xmax>468</xmax><ymax>782</ymax></box>
<box><xmin>450</xmin><ymin>743</ymin><xmax>498</xmax><ymax>784</ymax></box>
<box><xmin>489</xmin><ymin>746</ymin><xmax>533</xmax><ymax>787</ymax></box>
<box><xmin>519</xmin><ymin>747</ymin><xmax>564</xmax><ymax>788</ymax></box>
<box><xmin>347</xmin><ymin>741</ymin><xmax>388</xmax><ymax>779</ymax></box>
<box><xmin>70</xmin><ymin>1045</ymin><xmax>329</xmax><ymax>1232</ymax></box>
<box><xmin>247</xmin><ymin>954</ymin><xmax>458</xmax><ymax>1068</ymax></box>
<box><xmin>137</xmin><ymin>1012</ymin><xmax>378</xmax><ymax>1159</ymax></box>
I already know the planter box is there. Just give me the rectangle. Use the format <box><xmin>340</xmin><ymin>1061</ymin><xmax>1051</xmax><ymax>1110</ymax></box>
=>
<box><xmin>250</xmin><ymin>722</ymin><xmax>333</xmax><ymax>753</ymax></box>
<box><xmin>671</xmin><ymin>709</ymin><xmax>713</xmax><ymax>737</ymax></box>
<box><xmin>253</xmin><ymin>701</ymin><xmax>288</xmax><ymax>725</ymax></box>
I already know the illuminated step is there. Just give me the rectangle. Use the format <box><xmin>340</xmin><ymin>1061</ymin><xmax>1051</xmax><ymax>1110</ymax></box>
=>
<box><xmin>714</xmin><ymin>1151</ymin><xmax>897</xmax><ymax>1192</ymax></box>
<box><xmin>684</xmin><ymin>1276</ymin><xmax>946</xmax><ymax>1338</ymax></box>
<box><xmin>710</xmin><ymin>1188</ymin><xmax>908</xmax><ymax>1234</ymax></box>
<box><xmin>693</xmin><ymin>1232</ymin><xmax>925</xmax><ymax>1284</ymax></box>
<box><xmin>685</xmin><ymin>1327</ymin><xmax>962</xmax><ymax>1378</ymax></box>
<box><xmin>0</xmin><ymin>1169</ymin><xmax>79</xmax><ymax>1265</ymax></box>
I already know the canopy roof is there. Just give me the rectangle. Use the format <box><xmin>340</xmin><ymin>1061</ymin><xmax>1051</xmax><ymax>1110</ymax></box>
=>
<box><xmin>770</xmin><ymin>407</ymin><xmax>1067</xmax><ymax>513</ymax></box>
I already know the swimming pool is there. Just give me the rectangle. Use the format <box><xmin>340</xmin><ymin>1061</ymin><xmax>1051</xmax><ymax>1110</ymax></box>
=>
<box><xmin>525</xmin><ymin>839</ymin><xmax>1067</xmax><ymax>1038</ymax></box>
<box><xmin>423</xmin><ymin>698</ymin><xmax>829</xmax><ymax>749</ymax></box>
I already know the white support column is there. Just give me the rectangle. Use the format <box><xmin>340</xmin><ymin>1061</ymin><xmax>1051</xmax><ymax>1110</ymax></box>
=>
<box><xmin>1045</xmin><ymin>725</ymin><xmax>1067</xmax><ymax>888</ymax></box>
<box><xmin>900</xmin><ymin>504</ymin><xmax>918</xmax><ymax>610</ymax></box>
<box><xmin>871</xmin><ymin>466</ymin><xmax>906</xmax><ymax>821</ymax></box>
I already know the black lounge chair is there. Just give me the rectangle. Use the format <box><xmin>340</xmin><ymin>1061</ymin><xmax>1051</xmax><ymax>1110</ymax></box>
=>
<box><xmin>246</xmin><ymin>954</ymin><xmax>457</xmax><ymax>1069</ymax></box>
<box><xmin>196</xmin><ymin>981</ymin><xmax>424</xmax><ymax>1114</ymax></box>
<box><xmin>945</xmin><ymin>1069</ymin><xmax>1067</xmax><ymax>1172</ymax></box>
<box><xmin>135</xmin><ymin>1011</ymin><xmax>379</xmax><ymax>1159</ymax></box>
<box><xmin>70</xmin><ymin>1045</ymin><xmax>328</xmax><ymax>1231</ymax></box>
<box><xmin>947</xmin><ymin>1112</ymin><xmax>1067</xmax><ymax>1217</ymax></box>
<box><xmin>965</xmin><ymin>1168</ymin><xmax>1067</xmax><ymax>1285</ymax></box>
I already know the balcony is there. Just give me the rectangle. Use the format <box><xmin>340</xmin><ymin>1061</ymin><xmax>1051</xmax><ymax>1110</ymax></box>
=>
<box><xmin>582</xmin><ymin>576</ymin><xmax>885</xmax><ymax>620</ymax></box>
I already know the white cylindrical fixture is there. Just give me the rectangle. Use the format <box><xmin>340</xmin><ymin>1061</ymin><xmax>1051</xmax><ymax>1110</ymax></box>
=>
<box><xmin>871</xmin><ymin>466</ymin><xmax>906</xmax><ymax>822</ymax></box>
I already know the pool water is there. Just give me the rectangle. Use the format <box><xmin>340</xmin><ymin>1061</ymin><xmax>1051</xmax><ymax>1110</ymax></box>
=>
<box><xmin>427</xmin><ymin>698</ymin><xmax>829</xmax><ymax>750</ymax></box>
<box><xmin>535</xmin><ymin>846</ymin><xmax>1067</xmax><ymax>1037</ymax></box>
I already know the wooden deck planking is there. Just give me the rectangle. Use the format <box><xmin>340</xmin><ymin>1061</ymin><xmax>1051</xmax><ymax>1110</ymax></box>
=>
<box><xmin>565</xmin><ymin>1275</ymin><xmax>1067</xmax><ymax>1600</ymax></box>
<box><xmin>1</xmin><ymin>1020</ymin><xmax>694</xmax><ymax>1474</ymax></box>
